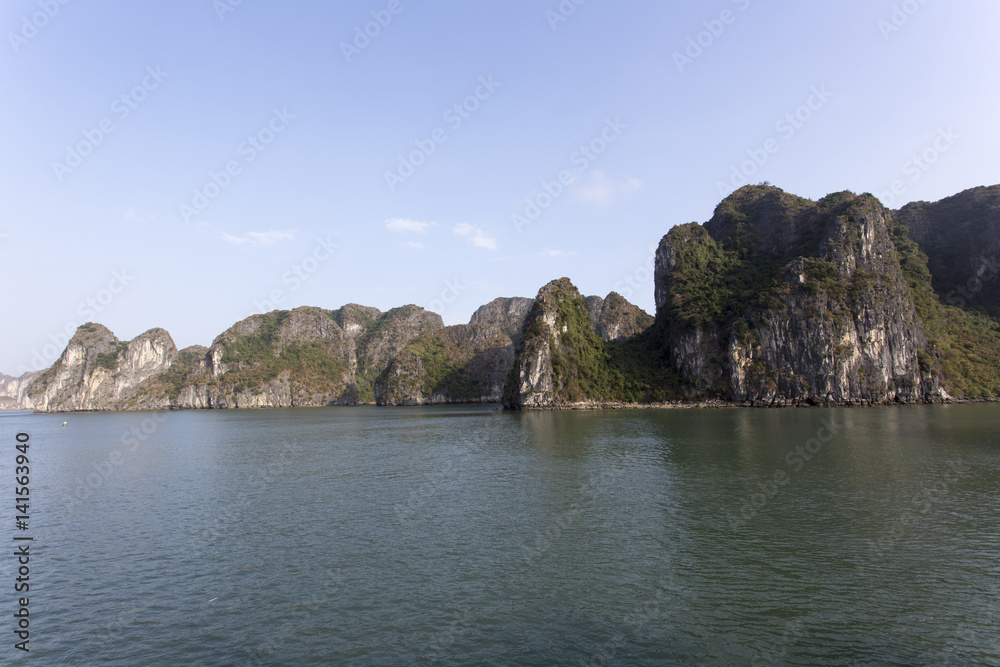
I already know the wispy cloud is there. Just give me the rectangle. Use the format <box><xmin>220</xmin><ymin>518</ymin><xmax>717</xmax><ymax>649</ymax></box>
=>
<box><xmin>124</xmin><ymin>208</ymin><xmax>137</xmax><ymax>221</ymax></box>
<box><xmin>574</xmin><ymin>171</ymin><xmax>642</xmax><ymax>205</ymax></box>
<box><xmin>222</xmin><ymin>229</ymin><xmax>297</xmax><ymax>246</ymax></box>
<box><xmin>452</xmin><ymin>223</ymin><xmax>497</xmax><ymax>250</ymax></box>
<box><xmin>386</xmin><ymin>218</ymin><xmax>434</xmax><ymax>234</ymax></box>
<box><xmin>401</xmin><ymin>241</ymin><xmax>424</xmax><ymax>250</ymax></box>
<box><xmin>540</xmin><ymin>249</ymin><xmax>578</xmax><ymax>257</ymax></box>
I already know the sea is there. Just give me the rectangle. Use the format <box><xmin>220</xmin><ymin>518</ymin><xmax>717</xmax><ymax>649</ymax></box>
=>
<box><xmin>1</xmin><ymin>403</ymin><xmax>998</xmax><ymax>665</ymax></box>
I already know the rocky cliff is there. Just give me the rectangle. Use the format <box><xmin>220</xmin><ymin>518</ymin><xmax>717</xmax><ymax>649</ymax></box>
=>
<box><xmin>586</xmin><ymin>292</ymin><xmax>655</xmax><ymax>342</ymax></box>
<box><xmin>5</xmin><ymin>183</ymin><xmax>998</xmax><ymax>413</ymax></box>
<box><xmin>0</xmin><ymin>372</ymin><xmax>40</xmax><ymax>410</ymax></box>
<box><xmin>502</xmin><ymin>279</ymin><xmax>664</xmax><ymax>408</ymax></box>
<box><xmin>375</xmin><ymin>323</ymin><xmax>514</xmax><ymax>405</ymax></box>
<box><xmin>897</xmin><ymin>185</ymin><xmax>1000</xmax><ymax>317</ymax></box>
<box><xmin>379</xmin><ymin>291</ymin><xmax>654</xmax><ymax>406</ymax></box>
<box><xmin>503</xmin><ymin>279</ymin><xmax>607</xmax><ymax>408</ymax></box>
<box><xmin>469</xmin><ymin>297</ymin><xmax>534</xmax><ymax>342</ymax></box>
<box><xmin>1</xmin><ymin>304</ymin><xmax>444</xmax><ymax>412</ymax></box>
<box><xmin>505</xmin><ymin>185</ymin><xmax>1000</xmax><ymax>409</ymax></box>
<box><xmin>24</xmin><ymin>325</ymin><xmax>179</xmax><ymax>412</ymax></box>
<box><xmin>654</xmin><ymin>187</ymin><xmax>941</xmax><ymax>404</ymax></box>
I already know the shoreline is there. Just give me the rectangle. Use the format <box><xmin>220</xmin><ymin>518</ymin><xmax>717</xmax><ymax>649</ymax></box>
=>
<box><xmin>4</xmin><ymin>396</ymin><xmax>998</xmax><ymax>415</ymax></box>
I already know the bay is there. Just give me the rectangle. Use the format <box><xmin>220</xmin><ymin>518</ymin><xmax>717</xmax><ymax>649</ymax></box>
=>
<box><xmin>2</xmin><ymin>404</ymin><xmax>998</xmax><ymax>665</ymax></box>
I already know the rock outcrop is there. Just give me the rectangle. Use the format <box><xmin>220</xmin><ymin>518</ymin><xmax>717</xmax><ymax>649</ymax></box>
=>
<box><xmin>376</xmin><ymin>297</ymin><xmax>532</xmax><ymax>406</ymax></box>
<box><xmin>25</xmin><ymin>325</ymin><xmax>178</xmax><ymax>412</ymax></box>
<box><xmin>897</xmin><ymin>185</ymin><xmax>1000</xmax><ymax>317</ymax></box>
<box><xmin>652</xmin><ymin>186</ymin><xmax>944</xmax><ymax>404</ymax></box>
<box><xmin>4</xmin><ymin>183</ymin><xmax>999</xmax><ymax>413</ymax></box>
<box><xmin>0</xmin><ymin>372</ymin><xmax>41</xmax><ymax>410</ymax></box>
<box><xmin>1</xmin><ymin>305</ymin><xmax>444</xmax><ymax>412</ymax></box>
<box><xmin>503</xmin><ymin>279</ymin><xmax>645</xmax><ymax>408</ymax></box>
<box><xmin>586</xmin><ymin>292</ymin><xmax>655</xmax><ymax>342</ymax></box>
<box><xmin>469</xmin><ymin>297</ymin><xmax>534</xmax><ymax>342</ymax></box>
<box><xmin>381</xmin><ymin>290</ymin><xmax>654</xmax><ymax>406</ymax></box>
<box><xmin>375</xmin><ymin>323</ymin><xmax>514</xmax><ymax>405</ymax></box>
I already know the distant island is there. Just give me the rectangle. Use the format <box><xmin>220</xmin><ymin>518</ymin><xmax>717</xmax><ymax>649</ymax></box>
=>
<box><xmin>3</xmin><ymin>184</ymin><xmax>998</xmax><ymax>413</ymax></box>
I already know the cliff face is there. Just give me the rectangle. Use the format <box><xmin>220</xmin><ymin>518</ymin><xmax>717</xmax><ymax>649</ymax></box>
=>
<box><xmin>25</xmin><ymin>325</ymin><xmax>178</xmax><ymax>412</ymax></box>
<box><xmin>179</xmin><ymin>305</ymin><xmax>443</xmax><ymax>409</ymax></box>
<box><xmin>379</xmin><ymin>288</ymin><xmax>656</xmax><ymax>407</ymax></box>
<box><xmin>189</xmin><ymin>306</ymin><xmax>359</xmax><ymax>409</ymax></box>
<box><xmin>352</xmin><ymin>305</ymin><xmax>445</xmax><ymax>401</ymax></box>
<box><xmin>376</xmin><ymin>297</ymin><xmax>533</xmax><ymax>405</ymax></box>
<box><xmin>2</xmin><ymin>304</ymin><xmax>444</xmax><ymax>412</ymax></box>
<box><xmin>897</xmin><ymin>185</ymin><xmax>1000</xmax><ymax>317</ymax></box>
<box><xmin>503</xmin><ymin>279</ymin><xmax>650</xmax><ymax>408</ymax></box>
<box><xmin>502</xmin><ymin>185</ymin><xmax>976</xmax><ymax>410</ymax></box>
<box><xmin>654</xmin><ymin>186</ymin><xmax>942</xmax><ymax>404</ymax></box>
<box><xmin>375</xmin><ymin>323</ymin><xmax>514</xmax><ymax>405</ymax></box>
<box><xmin>587</xmin><ymin>292</ymin><xmax>655</xmax><ymax>342</ymax></box>
<box><xmin>5</xmin><ymin>184</ymin><xmax>998</xmax><ymax>413</ymax></box>
<box><xmin>0</xmin><ymin>372</ymin><xmax>40</xmax><ymax>410</ymax></box>
<box><xmin>469</xmin><ymin>297</ymin><xmax>534</xmax><ymax>343</ymax></box>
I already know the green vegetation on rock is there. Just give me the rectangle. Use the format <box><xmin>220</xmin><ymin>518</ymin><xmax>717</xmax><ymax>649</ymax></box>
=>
<box><xmin>95</xmin><ymin>342</ymin><xmax>129</xmax><ymax>371</ymax></box>
<box><xmin>892</xmin><ymin>224</ymin><xmax>1000</xmax><ymax>398</ymax></box>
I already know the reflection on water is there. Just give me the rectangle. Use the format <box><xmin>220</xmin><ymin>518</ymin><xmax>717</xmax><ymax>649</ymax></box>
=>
<box><xmin>1</xmin><ymin>403</ymin><xmax>997</xmax><ymax>665</ymax></box>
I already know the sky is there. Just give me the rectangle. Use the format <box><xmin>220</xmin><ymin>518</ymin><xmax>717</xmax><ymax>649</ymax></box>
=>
<box><xmin>1</xmin><ymin>0</ymin><xmax>999</xmax><ymax>375</ymax></box>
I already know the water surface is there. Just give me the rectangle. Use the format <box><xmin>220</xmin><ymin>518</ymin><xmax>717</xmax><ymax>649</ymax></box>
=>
<box><xmin>2</xmin><ymin>404</ymin><xmax>998</xmax><ymax>665</ymax></box>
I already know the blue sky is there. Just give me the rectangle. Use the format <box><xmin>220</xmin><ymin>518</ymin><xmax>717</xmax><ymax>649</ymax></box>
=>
<box><xmin>2</xmin><ymin>0</ymin><xmax>999</xmax><ymax>375</ymax></box>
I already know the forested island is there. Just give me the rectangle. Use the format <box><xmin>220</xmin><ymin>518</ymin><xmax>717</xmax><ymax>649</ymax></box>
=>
<box><xmin>3</xmin><ymin>184</ymin><xmax>998</xmax><ymax>413</ymax></box>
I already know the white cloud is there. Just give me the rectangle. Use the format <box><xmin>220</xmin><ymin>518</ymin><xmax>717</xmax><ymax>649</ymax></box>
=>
<box><xmin>386</xmin><ymin>218</ymin><xmax>434</xmax><ymax>234</ymax></box>
<box><xmin>222</xmin><ymin>229</ymin><xmax>297</xmax><ymax>246</ymax></box>
<box><xmin>540</xmin><ymin>249</ymin><xmax>578</xmax><ymax>257</ymax></box>
<box><xmin>574</xmin><ymin>171</ymin><xmax>642</xmax><ymax>205</ymax></box>
<box><xmin>401</xmin><ymin>241</ymin><xmax>424</xmax><ymax>250</ymax></box>
<box><xmin>124</xmin><ymin>208</ymin><xmax>137</xmax><ymax>220</ymax></box>
<box><xmin>452</xmin><ymin>223</ymin><xmax>497</xmax><ymax>250</ymax></box>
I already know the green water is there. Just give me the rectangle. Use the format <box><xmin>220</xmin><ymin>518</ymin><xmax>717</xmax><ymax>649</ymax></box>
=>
<box><xmin>2</xmin><ymin>403</ymin><xmax>998</xmax><ymax>665</ymax></box>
